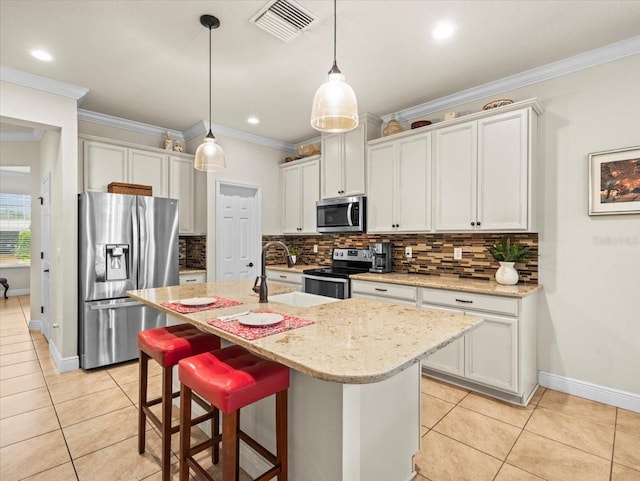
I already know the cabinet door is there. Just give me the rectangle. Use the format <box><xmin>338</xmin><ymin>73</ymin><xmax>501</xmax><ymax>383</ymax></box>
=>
<box><xmin>367</xmin><ymin>143</ymin><xmax>395</xmax><ymax>232</ymax></box>
<box><xmin>421</xmin><ymin>304</ymin><xmax>465</xmax><ymax>376</ymax></box>
<box><xmin>343</xmin><ymin>124</ymin><xmax>366</xmax><ymax>196</ymax></box>
<box><xmin>300</xmin><ymin>160</ymin><xmax>320</xmax><ymax>234</ymax></box>
<box><xmin>83</xmin><ymin>141</ymin><xmax>128</xmax><ymax>192</ymax></box>
<box><xmin>321</xmin><ymin>134</ymin><xmax>343</xmax><ymax>199</ymax></box>
<box><xmin>477</xmin><ymin>110</ymin><xmax>529</xmax><ymax>230</ymax></box>
<box><xmin>397</xmin><ymin>133</ymin><xmax>431</xmax><ymax>232</ymax></box>
<box><xmin>465</xmin><ymin>313</ymin><xmax>518</xmax><ymax>393</ymax></box>
<box><xmin>128</xmin><ymin>149</ymin><xmax>169</xmax><ymax>197</ymax></box>
<box><xmin>179</xmin><ymin>273</ymin><xmax>206</xmax><ymax>285</ymax></box>
<box><xmin>169</xmin><ymin>157</ymin><xmax>194</xmax><ymax>234</ymax></box>
<box><xmin>282</xmin><ymin>165</ymin><xmax>302</xmax><ymax>234</ymax></box>
<box><xmin>434</xmin><ymin>122</ymin><xmax>477</xmax><ymax>231</ymax></box>
<box><xmin>192</xmin><ymin>169</ymin><xmax>207</xmax><ymax>235</ymax></box>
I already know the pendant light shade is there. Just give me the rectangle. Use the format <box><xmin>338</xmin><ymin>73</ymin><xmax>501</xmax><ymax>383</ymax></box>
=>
<box><xmin>196</xmin><ymin>14</ymin><xmax>226</xmax><ymax>172</ymax></box>
<box><xmin>310</xmin><ymin>0</ymin><xmax>358</xmax><ymax>133</ymax></box>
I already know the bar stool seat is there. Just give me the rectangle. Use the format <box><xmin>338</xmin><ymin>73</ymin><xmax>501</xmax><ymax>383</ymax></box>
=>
<box><xmin>138</xmin><ymin>324</ymin><xmax>221</xmax><ymax>481</ymax></box>
<box><xmin>179</xmin><ymin>345</ymin><xmax>290</xmax><ymax>481</ymax></box>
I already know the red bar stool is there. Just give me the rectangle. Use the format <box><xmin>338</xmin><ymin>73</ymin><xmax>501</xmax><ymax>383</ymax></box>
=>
<box><xmin>178</xmin><ymin>345</ymin><xmax>290</xmax><ymax>481</ymax></box>
<box><xmin>138</xmin><ymin>324</ymin><xmax>221</xmax><ymax>481</ymax></box>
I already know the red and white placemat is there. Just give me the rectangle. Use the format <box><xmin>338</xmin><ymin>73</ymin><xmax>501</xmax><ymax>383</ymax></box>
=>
<box><xmin>161</xmin><ymin>296</ymin><xmax>242</xmax><ymax>314</ymax></box>
<box><xmin>208</xmin><ymin>311</ymin><xmax>314</xmax><ymax>341</ymax></box>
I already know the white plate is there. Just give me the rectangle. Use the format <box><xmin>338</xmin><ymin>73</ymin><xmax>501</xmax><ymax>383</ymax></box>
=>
<box><xmin>178</xmin><ymin>297</ymin><xmax>217</xmax><ymax>306</ymax></box>
<box><xmin>238</xmin><ymin>313</ymin><xmax>284</xmax><ymax>327</ymax></box>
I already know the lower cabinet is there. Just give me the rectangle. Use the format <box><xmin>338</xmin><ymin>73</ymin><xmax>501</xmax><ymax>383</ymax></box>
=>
<box><xmin>179</xmin><ymin>272</ymin><xmax>206</xmax><ymax>285</ymax></box>
<box><xmin>266</xmin><ymin>269</ymin><xmax>302</xmax><ymax>291</ymax></box>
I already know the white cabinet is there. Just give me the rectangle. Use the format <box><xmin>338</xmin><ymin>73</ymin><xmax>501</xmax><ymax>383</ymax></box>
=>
<box><xmin>83</xmin><ymin>141</ymin><xmax>128</xmax><ymax>192</ymax></box>
<box><xmin>367</xmin><ymin>132</ymin><xmax>431</xmax><ymax>233</ymax></box>
<box><xmin>321</xmin><ymin>114</ymin><xmax>381</xmax><ymax>199</ymax></box>
<box><xmin>128</xmin><ymin>148</ymin><xmax>169</xmax><ymax>197</ymax></box>
<box><xmin>281</xmin><ymin>157</ymin><xmax>319</xmax><ymax>234</ymax></box>
<box><xmin>266</xmin><ymin>269</ymin><xmax>302</xmax><ymax>290</ymax></box>
<box><xmin>169</xmin><ymin>156</ymin><xmax>194</xmax><ymax>234</ymax></box>
<box><xmin>421</xmin><ymin>303</ymin><xmax>465</xmax><ymax>377</ymax></box>
<box><xmin>179</xmin><ymin>272</ymin><xmax>206</xmax><ymax>285</ymax></box>
<box><xmin>434</xmin><ymin>108</ymin><xmax>532</xmax><ymax>231</ymax></box>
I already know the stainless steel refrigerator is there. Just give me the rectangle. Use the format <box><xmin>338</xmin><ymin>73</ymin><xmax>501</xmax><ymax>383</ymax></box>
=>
<box><xmin>78</xmin><ymin>192</ymin><xmax>179</xmax><ymax>369</ymax></box>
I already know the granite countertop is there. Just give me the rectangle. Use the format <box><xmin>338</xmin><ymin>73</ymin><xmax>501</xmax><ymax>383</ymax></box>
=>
<box><xmin>265</xmin><ymin>264</ymin><xmax>321</xmax><ymax>273</ymax></box>
<box><xmin>350</xmin><ymin>272</ymin><xmax>542</xmax><ymax>298</ymax></box>
<box><xmin>179</xmin><ymin>268</ymin><xmax>207</xmax><ymax>275</ymax></box>
<box><xmin>127</xmin><ymin>281</ymin><xmax>481</xmax><ymax>385</ymax></box>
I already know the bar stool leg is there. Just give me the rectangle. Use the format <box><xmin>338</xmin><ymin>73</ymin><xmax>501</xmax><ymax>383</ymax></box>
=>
<box><xmin>138</xmin><ymin>350</ymin><xmax>149</xmax><ymax>454</ymax></box>
<box><xmin>179</xmin><ymin>383</ymin><xmax>192</xmax><ymax>481</ymax></box>
<box><xmin>161</xmin><ymin>365</ymin><xmax>173</xmax><ymax>481</ymax></box>
<box><xmin>276</xmin><ymin>390</ymin><xmax>288</xmax><ymax>481</ymax></box>
<box><xmin>212</xmin><ymin>403</ymin><xmax>220</xmax><ymax>465</ymax></box>
<box><xmin>222</xmin><ymin>411</ymin><xmax>240</xmax><ymax>481</ymax></box>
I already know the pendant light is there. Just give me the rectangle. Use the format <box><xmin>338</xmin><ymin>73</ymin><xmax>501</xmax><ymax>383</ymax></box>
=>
<box><xmin>310</xmin><ymin>0</ymin><xmax>358</xmax><ymax>133</ymax></box>
<box><xmin>195</xmin><ymin>14</ymin><xmax>226</xmax><ymax>172</ymax></box>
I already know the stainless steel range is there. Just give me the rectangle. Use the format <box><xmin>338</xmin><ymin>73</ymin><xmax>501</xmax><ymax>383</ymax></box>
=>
<box><xmin>302</xmin><ymin>248</ymin><xmax>373</xmax><ymax>299</ymax></box>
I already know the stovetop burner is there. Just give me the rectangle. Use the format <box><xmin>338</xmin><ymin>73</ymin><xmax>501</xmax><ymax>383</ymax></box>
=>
<box><xmin>303</xmin><ymin>247</ymin><xmax>373</xmax><ymax>279</ymax></box>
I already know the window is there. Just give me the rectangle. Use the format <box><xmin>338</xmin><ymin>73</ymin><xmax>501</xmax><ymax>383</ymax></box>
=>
<box><xmin>0</xmin><ymin>192</ymin><xmax>31</xmax><ymax>266</ymax></box>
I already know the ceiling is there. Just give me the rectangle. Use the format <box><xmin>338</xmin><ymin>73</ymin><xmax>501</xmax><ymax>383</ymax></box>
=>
<box><xmin>1</xmin><ymin>1</ymin><xmax>639</xmax><ymax>144</ymax></box>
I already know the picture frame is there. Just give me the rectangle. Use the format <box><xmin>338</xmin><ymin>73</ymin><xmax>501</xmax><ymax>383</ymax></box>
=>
<box><xmin>588</xmin><ymin>146</ymin><xmax>640</xmax><ymax>215</ymax></box>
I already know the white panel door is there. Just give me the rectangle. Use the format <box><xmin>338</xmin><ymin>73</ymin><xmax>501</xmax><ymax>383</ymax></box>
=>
<box><xmin>343</xmin><ymin>124</ymin><xmax>366</xmax><ymax>196</ymax></box>
<box><xmin>434</xmin><ymin>122</ymin><xmax>477</xmax><ymax>231</ymax></box>
<box><xmin>282</xmin><ymin>165</ymin><xmax>301</xmax><ymax>234</ymax></box>
<box><xmin>83</xmin><ymin>141</ymin><xmax>127</xmax><ymax>192</ymax></box>
<box><xmin>477</xmin><ymin>110</ymin><xmax>529</xmax><ymax>230</ymax></box>
<box><xmin>367</xmin><ymin>143</ymin><xmax>395</xmax><ymax>232</ymax></box>
<box><xmin>397</xmin><ymin>133</ymin><xmax>431</xmax><ymax>232</ymax></box>
<box><xmin>169</xmin><ymin>157</ymin><xmax>194</xmax><ymax>233</ymax></box>
<box><xmin>128</xmin><ymin>149</ymin><xmax>168</xmax><ymax>197</ymax></box>
<box><xmin>300</xmin><ymin>159</ymin><xmax>319</xmax><ymax>234</ymax></box>
<box><xmin>421</xmin><ymin>304</ymin><xmax>465</xmax><ymax>376</ymax></box>
<box><xmin>321</xmin><ymin>133</ymin><xmax>343</xmax><ymax>199</ymax></box>
<box><xmin>40</xmin><ymin>173</ymin><xmax>51</xmax><ymax>340</ymax></box>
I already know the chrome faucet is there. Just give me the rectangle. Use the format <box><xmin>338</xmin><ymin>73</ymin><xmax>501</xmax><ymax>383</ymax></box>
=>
<box><xmin>252</xmin><ymin>241</ymin><xmax>295</xmax><ymax>303</ymax></box>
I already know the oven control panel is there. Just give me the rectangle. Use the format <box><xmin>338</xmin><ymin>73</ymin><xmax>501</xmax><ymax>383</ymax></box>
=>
<box><xmin>332</xmin><ymin>248</ymin><xmax>372</xmax><ymax>261</ymax></box>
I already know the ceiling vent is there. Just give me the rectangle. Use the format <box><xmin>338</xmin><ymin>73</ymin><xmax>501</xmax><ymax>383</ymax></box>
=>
<box><xmin>250</xmin><ymin>0</ymin><xmax>318</xmax><ymax>42</ymax></box>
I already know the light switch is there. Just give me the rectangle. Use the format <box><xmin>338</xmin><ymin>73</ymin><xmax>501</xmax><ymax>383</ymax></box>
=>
<box><xmin>313</xmin><ymin>244</ymin><xmax>318</xmax><ymax>253</ymax></box>
<box><xmin>405</xmin><ymin>246</ymin><xmax>412</xmax><ymax>258</ymax></box>
<box><xmin>453</xmin><ymin>247</ymin><xmax>462</xmax><ymax>260</ymax></box>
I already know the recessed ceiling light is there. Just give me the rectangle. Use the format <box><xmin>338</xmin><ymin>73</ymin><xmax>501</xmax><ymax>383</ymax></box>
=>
<box><xmin>431</xmin><ymin>22</ymin><xmax>455</xmax><ymax>41</ymax></box>
<box><xmin>30</xmin><ymin>49</ymin><xmax>53</xmax><ymax>62</ymax></box>
<box><xmin>247</xmin><ymin>117</ymin><xmax>260</xmax><ymax>125</ymax></box>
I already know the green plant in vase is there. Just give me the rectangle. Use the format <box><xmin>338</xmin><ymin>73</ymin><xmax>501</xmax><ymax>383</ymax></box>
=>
<box><xmin>488</xmin><ymin>237</ymin><xmax>529</xmax><ymax>285</ymax></box>
<box><xmin>288</xmin><ymin>246</ymin><xmax>299</xmax><ymax>265</ymax></box>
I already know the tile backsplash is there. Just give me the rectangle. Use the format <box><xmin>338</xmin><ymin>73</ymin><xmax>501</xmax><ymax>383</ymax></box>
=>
<box><xmin>263</xmin><ymin>233</ymin><xmax>538</xmax><ymax>283</ymax></box>
<box><xmin>179</xmin><ymin>236</ymin><xmax>207</xmax><ymax>269</ymax></box>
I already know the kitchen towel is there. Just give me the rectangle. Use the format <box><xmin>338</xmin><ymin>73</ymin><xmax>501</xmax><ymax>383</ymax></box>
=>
<box><xmin>161</xmin><ymin>296</ymin><xmax>242</xmax><ymax>314</ymax></box>
<box><xmin>208</xmin><ymin>311</ymin><xmax>314</xmax><ymax>340</ymax></box>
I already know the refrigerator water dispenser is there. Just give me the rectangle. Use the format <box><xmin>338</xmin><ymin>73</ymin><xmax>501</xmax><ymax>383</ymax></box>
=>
<box><xmin>106</xmin><ymin>244</ymin><xmax>129</xmax><ymax>280</ymax></box>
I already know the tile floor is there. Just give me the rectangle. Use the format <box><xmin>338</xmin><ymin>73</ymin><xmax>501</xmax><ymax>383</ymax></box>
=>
<box><xmin>1</xmin><ymin>295</ymin><xmax>639</xmax><ymax>481</ymax></box>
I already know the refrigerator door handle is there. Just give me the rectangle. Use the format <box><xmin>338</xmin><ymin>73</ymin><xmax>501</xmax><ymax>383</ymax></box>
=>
<box><xmin>89</xmin><ymin>301</ymin><xmax>143</xmax><ymax>311</ymax></box>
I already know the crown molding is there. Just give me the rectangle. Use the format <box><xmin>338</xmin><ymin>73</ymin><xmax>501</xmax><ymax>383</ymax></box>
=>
<box><xmin>0</xmin><ymin>128</ymin><xmax>45</xmax><ymax>142</ymax></box>
<box><xmin>77</xmin><ymin>109</ymin><xmax>185</xmax><ymax>142</ymax></box>
<box><xmin>0</xmin><ymin>65</ymin><xmax>89</xmax><ymax>104</ymax></box>
<box><xmin>184</xmin><ymin>121</ymin><xmax>297</xmax><ymax>153</ymax></box>
<box><xmin>382</xmin><ymin>35</ymin><xmax>640</xmax><ymax>123</ymax></box>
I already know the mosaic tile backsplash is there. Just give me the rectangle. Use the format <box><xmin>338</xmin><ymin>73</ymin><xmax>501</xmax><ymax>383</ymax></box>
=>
<box><xmin>179</xmin><ymin>236</ymin><xmax>207</xmax><ymax>269</ymax></box>
<box><xmin>264</xmin><ymin>233</ymin><xmax>538</xmax><ymax>283</ymax></box>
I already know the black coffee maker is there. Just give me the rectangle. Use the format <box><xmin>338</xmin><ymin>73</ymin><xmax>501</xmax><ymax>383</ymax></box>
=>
<box><xmin>369</xmin><ymin>243</ymin><xmax>393</xmax><ymax>273</ymax></box>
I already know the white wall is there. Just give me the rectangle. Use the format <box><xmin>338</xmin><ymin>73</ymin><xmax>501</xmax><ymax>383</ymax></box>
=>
<box><xmin>423</xmin><ymin>54</ymin><xmax>640</xmax><ymax>395</ymax></box>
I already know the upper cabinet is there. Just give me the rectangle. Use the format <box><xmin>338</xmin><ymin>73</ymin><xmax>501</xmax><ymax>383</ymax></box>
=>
<box><xmin>83</xmin><ymin>141</ymin><xmax>128</xmax><ymax>192</ymax></box>
<box><xmin>281</xmin><ymin>156</ymin><xmax>320</xmax><ymax>235</ymax></box>
<box><xmin>128</xmin><ymin>148</ymin><xmax>168</xmax><ymax>197</ymax></box>
<box><xmin>320</xmin><ymin>114</ymin><xmax>381</xmax><ymax>199</ymax></box>
<box><xmin>169</xmin><ymin>156</ymin><xmax>194</xmax><ymax>234</ymax></box>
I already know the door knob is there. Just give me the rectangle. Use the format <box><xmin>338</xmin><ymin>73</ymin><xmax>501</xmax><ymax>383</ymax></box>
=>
<box><xmin>246</xmin><ymin>262</ymin><xmax>254</xmax><ymax>267</ymax></box>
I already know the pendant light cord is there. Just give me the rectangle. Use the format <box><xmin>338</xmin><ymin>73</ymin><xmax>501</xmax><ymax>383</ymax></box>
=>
<box><xmin>333</xmin><ymin>0</ymin><xmax>337</xmax><ymax>65</ymax></box>
<box><xmin>208</xmin><ymin>24</ymin><xmax>212</xmax><ymax>133</ymax></box>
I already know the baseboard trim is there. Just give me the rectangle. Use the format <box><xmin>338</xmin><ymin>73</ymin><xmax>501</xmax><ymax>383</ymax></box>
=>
<box><xmin>6</xmin><ymin>288</ymin><xmax>30</xmax><ymax>297</ymax></box>
<box><xmin>538</xmin><ymin>371</ymin><xmax>639</xmax><ymax>413</ymax></box>
<box><xmin>49</xmin><ymin>341</ymin><xmax>80</xmax><ymax>373</ymax></box>
<box><xmin>28</xmin><ymin>319</ymin><xmax>41</xmax><ymax>331</ymax></box>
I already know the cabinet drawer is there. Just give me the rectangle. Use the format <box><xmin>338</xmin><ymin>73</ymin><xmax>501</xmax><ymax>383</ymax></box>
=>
<box><xmin>179</xmin><ymin>273</ymin><xmax>206</xmax><ymax>285</ymax></box>
<box><xmin>352</xmin><ymin>280</ymin><xmax>417</xmax><ymax>302</ymax></box>
<box><xmin>420</xmin><ymin>288</ymin><xmax>518</xmax><ymax>316</ymax></box>
<box><xmin>266</xmin><ymin>270</ymin><xmax>302</xmax><ymax>285</ymax></box>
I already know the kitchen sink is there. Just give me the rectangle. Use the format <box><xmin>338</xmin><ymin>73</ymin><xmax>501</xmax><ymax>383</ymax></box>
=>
<box><xmin>269</xmin><ymin>291</ymin><xmax>340</xmax><ymax>308</ymax></box>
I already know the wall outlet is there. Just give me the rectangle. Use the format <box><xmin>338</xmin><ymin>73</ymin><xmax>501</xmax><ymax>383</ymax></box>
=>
<box><xmin>405</xmin><ymin>246</ymin><xmax>412</xmax><ymax>258</ymax></box>
<box><xmin>453</xmin><ymin>247</ymin><xmax>463</xmax><ymax>260</ymax></box>
<box><xmin>313</xmin><ymin>244</ymin><xmax>318</xmax><ymax>253</ymax></box>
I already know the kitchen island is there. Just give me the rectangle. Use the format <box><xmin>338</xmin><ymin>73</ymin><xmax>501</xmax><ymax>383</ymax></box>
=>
<box><xmin>127</xmin><ymin>281</ymin><xmax>482</xmax><ymax>481</ymax></box>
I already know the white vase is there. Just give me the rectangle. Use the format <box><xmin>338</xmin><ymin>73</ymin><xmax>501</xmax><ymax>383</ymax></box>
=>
<box><xmin>290</xmin><ymin>255</ymin><xmax>297</xmax><ymax>265</ymax></box>
<box><xmin>495</xmin><ymin>261</ymin><xmax>519</xmax><ymax>285</ymax></box>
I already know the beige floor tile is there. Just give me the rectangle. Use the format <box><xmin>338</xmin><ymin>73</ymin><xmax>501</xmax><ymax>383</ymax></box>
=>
<box><xmin>0</xmin><ymin>340</ymin><xmax>34</xmax><ymax>355</ymax></box>
<box><xmin>0</xmin><ymin>349</ymin><xmax>38</xmax><ymax>366</ymax></box>
<box><xmin>459</xmin><ymin>391</ymin><xmax>535</xmax><ymax>428</ymax></box>
<box><xmin>0</xmin><ymin>430</ymin><xmax>71</xmax><ymax>481</ymax></box>
<box><xmin>420</xmin><ymin>425</ymin><xmax>428</xmax><ymax>437</ymax></box>
<box><xmin>495</xmin><ymin>463</ymin><xmax>546</xmax><ymax>480</ymax></box>
<box><xmin>107</xmin><ymin>360</ymin><xmax>162</xmax><ymax>386</ymax></box>
<box><xmin>612</xmin><ymin>463</ymin><xmax>640</xmax><ymax>481</ymax></box>
<box><xmin>507</xmin><ymin>430</ymin><xmax>611</xmax><ymax>481</ymax></box>
<box><xmin>64</xmin><ymin>405</ymin><xmax>151</xmax><ymax>459</ymax></box>
<box><xmin>0</xmin><ymin>371</ymin><xmax>45</xmax><ymax>397</ymax></box>
<box><xmin>434</xmin><ymin>405</ymin><xmax>521</xmax><ymax>460</ymax></box>
<box><xmin>538</xmin><ymin>389</ymin><xmax>616</xmax><ymax>430</ymax></box>
<box><xmin>421</xmin><ymin>393</ymin><xmax>455</xmax><ymax>429</ymax></box>
<box><xmin>48</xmin><ymin>370</ymin><xmax>117</xmax><ymax>403</ymax></box>
<box><xmin>55</xmin><ymin>386</ymin><xmax>132</xmax><ymax>427</ymax></box>
<box><xmin>43</xmin><ymin>366</ymin><xmax>90</xmax><ymax>385</ymax></box>
<box><xmin>0</xmin><ymin>333</ymin><xmax>32</xmax><ymax>345</ymax></box>
<box><xmin>0</xmin><ymin>325</ymin><xmax>29</xmax><ymax>337</ymax></box>
<box><xmin>421</xmin><ymin>376</ymin><xmax>469</xmax><ymax>404</ymax></box>
<box><xmin>190</xmin><ymin>447</ymin><xmax>252</xmax><ymax>481</ymax></box>
<box><xmin>74</xmin><ymin>430</ymin><xmax>175</xmax><ymax>481</ymax></box>
<box><xmin>617</xmin><ymin>409</ymin><xmax>640</xmax><ymax>436</ymax></box>
<box><xmin>121</xmin><ymin>373</ymin><xmax>164</xmax><ymax>404</ymax></box>
<box><xmin>139</xmin><ymin>462</ymin><xmax>185</xmax><ymax>481</ymax></box>
<box><xmin>614</xmin><ymin>430</ymin><xmax>640</xmax><ymax>471</ymax></box>
<box><xmin>0</xmin><ymin>405</ymin><xmax>60</xmax><ymax>447</ymax></box>
<box><xmin>415</xmin><ymin>430</ymin><xmax>501</xmax><ymax>481</ymax></box>
<box><xmin>0</xmin><ymin>359</ymin><xmax>40</xmax><ymax>380</ymax></box>
<box><xmin>21</xmin><ymin>462</ymin><xmax>78</xmax><ymax>481</ymax></box>
<box><xmin>0</xmin><ymin>386</ymin><xmax>52</xmax><ymax>419</ymax></box>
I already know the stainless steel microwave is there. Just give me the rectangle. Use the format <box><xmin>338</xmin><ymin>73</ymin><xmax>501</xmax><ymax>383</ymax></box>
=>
<box><xmin>316</xmin><ymin>196</ymin><xmax>366</xmax><ymax>233</ymax></box>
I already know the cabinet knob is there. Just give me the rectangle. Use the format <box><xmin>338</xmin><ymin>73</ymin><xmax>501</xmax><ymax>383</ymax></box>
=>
<box><xmin>470</xmin><ymin>222</ymin><xmax>475</xmax><ymax>226</ymax></box>
<box><xmin>477</xmin><ymin>221</ymin><xmax>481</xmax><ymax>226</ymax></box>
<box><xmin>246</xmin><ymin>262</ymin><xmax>254</xmax><ymax>267</ymax></box>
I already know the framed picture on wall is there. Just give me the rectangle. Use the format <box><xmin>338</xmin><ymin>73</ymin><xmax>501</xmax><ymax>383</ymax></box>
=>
<box><xmin>589</xmin><ymin>146</ymin><xmax>640</xmax><ymax>215</ymax></box>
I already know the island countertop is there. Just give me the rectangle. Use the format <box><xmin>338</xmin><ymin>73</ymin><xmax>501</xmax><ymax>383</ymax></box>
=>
<box><xmin>127</xmin><ymin>281</ymin><xmax>482</xmax><ymax>384</ymax></box>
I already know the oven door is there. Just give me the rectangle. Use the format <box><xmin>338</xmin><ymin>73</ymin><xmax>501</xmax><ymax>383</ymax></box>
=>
<box><xmin>302</xmin><ymin>274</ymin><xmax>350</xmax><ymax>299</ymax></box>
